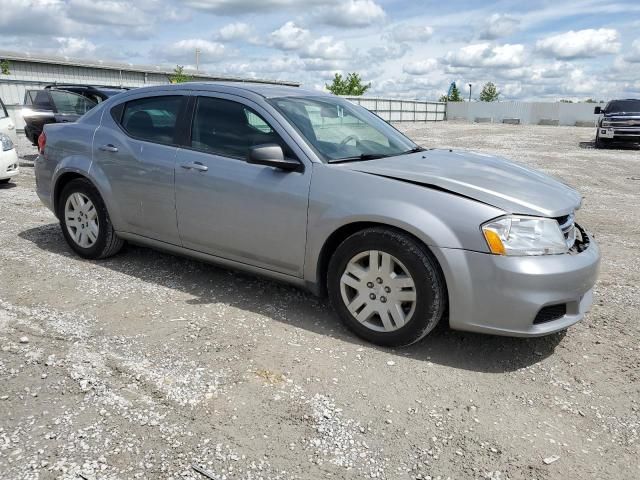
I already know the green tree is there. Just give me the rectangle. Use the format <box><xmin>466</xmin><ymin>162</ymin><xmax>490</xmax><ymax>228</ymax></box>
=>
<box><xmin>326</xmin><ymin>73</ymin><xmax>371</xmax><ymax>96</ymax></box>
<box><xmin>479</xmin><ymin>82</ymin><xmax>500</xmax><ymax>102</ymax></box>
<box><xmin>439</xmin><ymin>83</ymin><xmax>463</xmax><ymax>102</ymax></box>
<box><xmin>0</xmin><ymin>59</ymin><xmax>9</xmax><ymax>75</ymax></box>
<box><xmin>169</xmin><ymin>65</ymin><xmax>191</xmax><ymax>84</ymax></box>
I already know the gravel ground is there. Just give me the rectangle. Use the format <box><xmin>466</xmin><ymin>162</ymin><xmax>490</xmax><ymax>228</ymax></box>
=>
<box><xmin>1</xmin><ymin>123</ymin><xmax>638</xmax><ymax>480</ymax></box>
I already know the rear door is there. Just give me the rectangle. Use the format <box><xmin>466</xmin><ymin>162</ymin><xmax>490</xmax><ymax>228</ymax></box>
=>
<box><xmin>174</xmin><ymin>93</ymin><xmax>311</xmax><ymax>277</ymax></box>
<box><xmin>92</xmin><ymin>93</ymin><xmax>188</xmax><ymax>244</ymax></box>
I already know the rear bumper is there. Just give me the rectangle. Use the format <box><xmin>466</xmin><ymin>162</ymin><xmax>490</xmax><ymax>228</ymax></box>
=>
<box><xmin>433</xmin><ymin>233</ymin><xmax>600</xmax><ymax>337</ymax></box>
<box><xmin>0</xmin><ymin>148</ymin><xmax>19</xmax><ymax>180</ymax></box>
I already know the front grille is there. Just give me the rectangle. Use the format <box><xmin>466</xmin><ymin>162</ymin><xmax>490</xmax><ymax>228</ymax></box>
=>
<box><xmin>533</xmin><ymin>304</ymin><xmax>567</xmax><ymax>324</ymax></box>
<box><xmin>555</xmin><ymin>213</ymin><xmax>576</xmax><ymax>249</ymax></box>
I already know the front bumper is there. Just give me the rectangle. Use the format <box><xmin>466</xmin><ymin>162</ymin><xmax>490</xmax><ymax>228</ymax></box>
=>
<box><xmin>599</xmin><ymin>127</ymin><xmax>640</xmax><ymax>141</ymax></box>
<box><xmin>434</xmin><ymin>232</ymin><xmax>600</xmax><ymax>337</ymax></box>
<box><xmin>0</xmin><ymin>148</ymin><xmax>19</xmax><ymax>180</ymax></box>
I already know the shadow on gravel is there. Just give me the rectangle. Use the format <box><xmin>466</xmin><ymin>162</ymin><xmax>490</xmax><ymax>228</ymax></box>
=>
<box><xmin>20</xmin><ymin>223</ymin><xmax>565</xmax><ymax>374</ymax></box>
<box><xmin>0</xmin><ymin>181</ymin><xmax>17</xmax><ymax>189</ymax></box>
<box><xmin>580</xmin><ymin>140</ymin><xmax>640</xmax><ymax>150</ymax></box>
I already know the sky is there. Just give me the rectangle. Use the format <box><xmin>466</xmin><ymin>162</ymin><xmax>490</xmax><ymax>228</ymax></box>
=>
<box><xmin>2</xmin><ymin>0</ymin><xmax>640</xmax><ymax>101</ymax></box>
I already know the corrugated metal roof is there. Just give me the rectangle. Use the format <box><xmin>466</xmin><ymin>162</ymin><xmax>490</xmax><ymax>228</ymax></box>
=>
<box><xmin>0</xmin><ymin>50</ymin><xmax>299</xmax><ymax>87</ymax></box>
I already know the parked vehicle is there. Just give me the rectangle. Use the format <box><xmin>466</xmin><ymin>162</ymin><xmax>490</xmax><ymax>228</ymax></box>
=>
<box><xmin>1</xmin><ymin>97</ymin><xmax>19</xmax><ymax>184</ymax></box>
<box><xmin>594</xmin><ymin>99</ymin><xmax>640</xmax><ymax>148</ymax></box>
<box><xmin>0</xmin><ymin>95</ymin><xmax>17</xmax><ymax>144</ymax></box>
<box><xmin>35</xmin><ymin>83</ymin><xmax>600</xmax><ymax>346</ymax></box>
<box><xmin>22</xmin><ymin>85</ymin><xmax>127</xmax><ymax>145</ymax></box>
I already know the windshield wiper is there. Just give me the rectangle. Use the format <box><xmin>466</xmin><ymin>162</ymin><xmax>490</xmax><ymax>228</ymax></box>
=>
<box><xmin>400</xmin><ymin>146</ymin><xmax>426</xmax><ymax>155</ymax></box>
<box><xmin>328</xmin><ymin>153</ymin><xmax>388</xmax><ymax>164</ymax></box>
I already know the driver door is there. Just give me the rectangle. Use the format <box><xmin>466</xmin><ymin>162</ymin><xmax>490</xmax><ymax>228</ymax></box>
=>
<box><xmin>174</xmin><ymin>94</ymin><xmax>311</xmax><ymax>277</ymax></box>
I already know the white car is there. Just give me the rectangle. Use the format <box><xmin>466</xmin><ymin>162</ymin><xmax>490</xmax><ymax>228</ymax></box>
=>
<box><xmin>0</xmin><ymin>96</ymin><xmax>19</xmax><ymax>184</ymax></box>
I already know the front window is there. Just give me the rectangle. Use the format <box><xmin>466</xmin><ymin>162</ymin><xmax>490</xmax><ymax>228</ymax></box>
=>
<box><xmin>269</xmin><ymin>96</ymin><xmax>419</xmax><ymax>162</ymax></box>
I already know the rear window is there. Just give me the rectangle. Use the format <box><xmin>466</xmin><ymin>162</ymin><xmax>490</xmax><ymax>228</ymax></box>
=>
<box><xmin>605</xmin><ymin>100</ymin><xmax>640</xmax><ymax>113</ymax></box>
<box><xmin>25</xmin><ymin>90</ymin><xmax>53</xmax><ymax>110</ymax></box>
<box><xmin>120</xmin><ymin>96</ymin><xmax>182</xmax><ymax>145</ymax></box>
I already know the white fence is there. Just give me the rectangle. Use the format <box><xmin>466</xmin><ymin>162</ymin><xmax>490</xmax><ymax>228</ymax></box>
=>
<box><xmin>446</xmin><ymin>101</ymin><xmax>606</xmax><ymax>126</ymax></box>
<box><xmin>344</xmin><ymin>97</ymin><xmax>446</xmax><ymax>122</ymax></box>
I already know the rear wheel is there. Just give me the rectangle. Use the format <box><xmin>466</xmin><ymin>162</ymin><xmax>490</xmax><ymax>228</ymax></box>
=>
<box><xmin>327</xmin><ymin>228</ymin><xmax>446</xmax><ymax>347</ymax></box>
<box><xmin>58</xmin><ymin>179</ymin><xmax>124</xmax><ymax>259</ymax></box>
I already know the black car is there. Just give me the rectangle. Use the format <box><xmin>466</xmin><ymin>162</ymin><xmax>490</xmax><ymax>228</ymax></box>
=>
<box><xmin>594</xmin><ymin>99</ymin><xmax>640</xmax><ymax>148</ymax></box>
<box><xmin>22</xmin><ymin>85</ymin><xmax>128</xmax><ymax>145</ymax></box>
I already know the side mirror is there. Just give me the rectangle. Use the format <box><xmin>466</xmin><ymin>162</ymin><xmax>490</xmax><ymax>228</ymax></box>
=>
<box><xmin>247</xmin><ymin>144</ymin><xmax>301</xmax><ymax>171</ymax></box>
<box><xmin>594</xmin><ymin>106</ymin><xmax>602</xmax><ymax>114</ymax></box>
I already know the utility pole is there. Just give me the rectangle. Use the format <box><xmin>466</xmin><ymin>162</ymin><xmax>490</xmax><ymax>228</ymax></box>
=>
<box><xmin>468</xmin><ymin>83</ymin><xmax>472</xmax><ymax>102</ymax></box>
<box><xmin>195</xmin><ymin>48</ymin><xmax>201</xmax><ymax>72</ymax></box>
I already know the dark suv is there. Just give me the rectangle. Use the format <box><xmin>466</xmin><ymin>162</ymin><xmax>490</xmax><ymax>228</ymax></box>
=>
<box><xmin>594</xmin><ymin>99</ymin><xmax>640</xmax><ymax>148</ymax></box>
<box><xmin>23</xmin><ymin>85</ymin><xmax>128</xmax><ymax>145</ymax></box>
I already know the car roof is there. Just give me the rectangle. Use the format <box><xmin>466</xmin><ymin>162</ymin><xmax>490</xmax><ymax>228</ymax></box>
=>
<box><xmin>120</xmin><ymin>82</ymin><xmax>329</xmax><ymax>100</ymax></box>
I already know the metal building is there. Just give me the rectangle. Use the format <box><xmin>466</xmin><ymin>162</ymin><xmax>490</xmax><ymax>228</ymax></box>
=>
<box><xmin>0</xmin><ymin>50</ymin><xmax>299</xmax><ymax>131</ymax></box>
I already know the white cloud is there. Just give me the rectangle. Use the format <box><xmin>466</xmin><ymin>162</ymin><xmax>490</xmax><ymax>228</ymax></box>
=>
<box><xmin>315</xmin><ymin>0</ymin><xmax>386</xmax><ymax>28</ymax></box>
<box><xmin>179</xmin><ymin>0</ymin><xmax>333</xmax><ymax>14</ymax></box>
<box><xmin>625</xmin><ymin>39</ymin><xmax>640</xmax><ymax>63</ymax></box>
<box><xmin>269</xmin><ymin>22</ymin><xmax>310</xmax><ymax>50</ymax></box>
<box><xmin>443</xmin><ymin>43</ymin><xmax>525</xmax><ymax>68</ymax></box>
<box><xmin>217</xmin><ymin>22</ymin><xmax>252</xmax><ymax>41</ymax></box>
<box><xmin>158</xmin><ymin>39</ymin><xmax>226</xmax><ymax>62</ymax></box>
<box><xmin>403</xmin><ymin>59</ymin><xmax>438</xmax><ymax>75</ymax></box>
<box><xmin>388</xmin><ymin>23</ymin><xmax>433</xmax><ymax>42</ymax></box>
<box><xmin>479</xmin><ymin>14</ymin><xmax>520</xmax><ymax>40</ymax></box>
<box><xmin>301</xmin><ymin>36</ymin><xmax>350</xmax><ymax>60</ymax></box>
<box><xmin>55</xmin><ymin>37</ymin><xmax>97</xmax><ymax>57</ymax></box>
<box><xmin>536</xmin><ymin>28</ymin><xmax>620</xmax><ymax>59</ymax></box>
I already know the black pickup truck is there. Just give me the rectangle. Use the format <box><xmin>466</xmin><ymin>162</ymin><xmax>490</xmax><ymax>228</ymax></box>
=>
<box><xmin>594</xmin><ymin>99</ymin><xmax>640</xmax><ymax>148</ymax></box>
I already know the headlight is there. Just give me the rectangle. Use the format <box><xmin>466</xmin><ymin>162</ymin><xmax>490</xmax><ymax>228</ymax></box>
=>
<box><xmin>482</xmin><ymin>215</ymin><xmax>568</xmax><ymax>256</ymax></box>
<box><xmin>0</xmin><ymin>133</ymin><xmax>14</xmax><ymax>152</ymax></box>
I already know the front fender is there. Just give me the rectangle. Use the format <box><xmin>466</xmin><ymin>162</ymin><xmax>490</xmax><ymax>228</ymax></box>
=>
<box><xmin>304</xmin><ymin>164</ymin><xmax>504</xmax><ymax>285</ymax></box>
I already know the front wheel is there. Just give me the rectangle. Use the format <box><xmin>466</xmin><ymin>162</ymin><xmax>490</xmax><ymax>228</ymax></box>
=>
<box><xmin>58</xmin><ymin>178</ymin><xmax>124</xmax><ymax>259</ymax></box>
<box><xmin>327</xmin><ymin>228</ymin><xmax>447</xmax><ymax>347</ymax></box>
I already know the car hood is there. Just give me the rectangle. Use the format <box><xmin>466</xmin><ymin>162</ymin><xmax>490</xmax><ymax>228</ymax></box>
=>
<box><xmin>340</xmin><ymin>149</ymin><xmax>581</xmax><ymax>217</ymax></box>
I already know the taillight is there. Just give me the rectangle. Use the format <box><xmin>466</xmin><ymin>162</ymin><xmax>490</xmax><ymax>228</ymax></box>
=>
<box><xmin>38</xmin><ymin>132</ymin><xmax>46</xmax><ymax>154</ymax></box>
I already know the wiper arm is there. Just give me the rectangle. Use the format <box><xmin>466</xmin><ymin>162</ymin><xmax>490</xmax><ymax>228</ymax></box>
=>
<box><xmin>328</xmin><ymin>153</ymin><xmax>388</xmax><ymax>164</ymax></box>
<box><xmin>400</xmin><ymin>146</ymin><xmax>426</xmax><ymax>155</ymax></box>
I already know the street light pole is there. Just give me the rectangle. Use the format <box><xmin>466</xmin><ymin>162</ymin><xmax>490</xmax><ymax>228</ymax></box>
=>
<box><xmin>195</xmin><ymin>48</ymin><xmax>201</xmax><ymax>72</ymax></box>
<box><xmin>468</xmin><ymin>83</ymin><xmax>472</xmax><ymax>102</ymax></box>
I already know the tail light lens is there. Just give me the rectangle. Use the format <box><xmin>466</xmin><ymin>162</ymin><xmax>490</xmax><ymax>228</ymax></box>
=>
<box><xmin>38</xmin><ymin>132</ymin><xmax>46</xmax><ymax>154</ymax></box>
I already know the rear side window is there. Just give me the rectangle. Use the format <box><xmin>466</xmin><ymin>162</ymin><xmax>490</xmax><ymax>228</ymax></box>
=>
<box><xmin>120</xmin><ymin>96</ymin><xmax>182</xmax><ymax>145</ymax></box>
<box><xmin>49</xmin><ymin>90</ymin><xmax>96</xmax><ymax>115</ymax></box>
<box><xmin>190</xmin><ymin>96</ymin><xmax>295</xmax><ymax>159</ymax></box>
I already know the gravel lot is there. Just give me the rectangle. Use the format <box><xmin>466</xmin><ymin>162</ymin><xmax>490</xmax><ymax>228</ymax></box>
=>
<box><xmin>1</xmin><ymin>123</ymin><xmax>638</xmax><ymax>480</ymax></box>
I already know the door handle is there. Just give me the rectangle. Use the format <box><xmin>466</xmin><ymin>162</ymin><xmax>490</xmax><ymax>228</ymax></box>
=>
<box><xmin>99</xmin><ymin>144</ymin><xmax>119</xmax><ymax>153</ymax></box>
<box><xmin>181</xmin><ymin>162</ymin><xmax>208</xmax><ymax>172</ymax></box>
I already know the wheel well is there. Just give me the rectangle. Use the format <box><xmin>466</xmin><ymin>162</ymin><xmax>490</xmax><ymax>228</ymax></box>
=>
<box><xmin>315</xmin><ymin>222</ymin><xmax>445</xmax><ymax>298</ymax></box>
<box><xmin>53</xmin><ymin>173</ymin><xmax>88</xmax><ymax>215</ymax></box>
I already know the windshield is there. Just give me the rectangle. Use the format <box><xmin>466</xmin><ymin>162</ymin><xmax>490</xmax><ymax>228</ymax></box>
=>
<box><xmin>605</xmin><ymin>100</ymin><xmax>640</xmax><ymax>113</ymax></box>
<box><xmin>268</xmin><ymin>96</ymin><xmax>419</xmax><ymax>162</ymax></box>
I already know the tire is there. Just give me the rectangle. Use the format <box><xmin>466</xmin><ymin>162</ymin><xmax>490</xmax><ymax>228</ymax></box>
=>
<box><xmin>327</xmin><ymin>227</ymin><xmax>447</xmax><ymax>347</ymax></box>
<box><xmin>58</xmin><ymin>178</ymin><xmax>124</xmax><ymax>259</ymax></box>
<box><xmin>595</xmin><ymin>133</ymin><xmax>608</xmax><ymax>149</ymax></box>
<box><xmin>0</xmin><ymin>178</ymin><xmax>10</xmax><ymax>185</ymax></box>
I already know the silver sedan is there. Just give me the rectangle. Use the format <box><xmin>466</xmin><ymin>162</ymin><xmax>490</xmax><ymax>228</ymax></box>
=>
<box><xmin>34</xmin><ymin>83</ymin><xmax>600</xmax><ymax>346</ymax></box>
